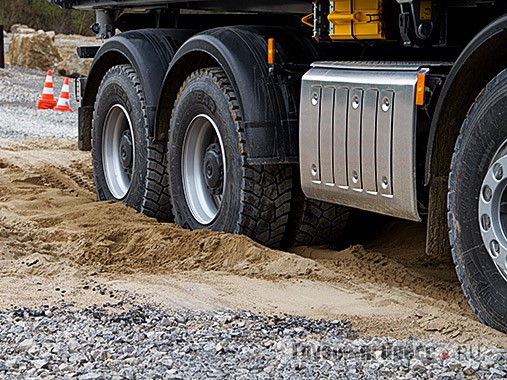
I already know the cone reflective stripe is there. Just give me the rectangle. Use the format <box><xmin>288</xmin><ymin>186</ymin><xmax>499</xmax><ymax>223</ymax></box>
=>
<box><xmin>54</xmin><ymin>77</ymin><xmax>73</xmax><ymax>112</ymax></box>
<box><xmin>37</xmin><ymin>70</ymin><xmax>57</xmax><ymax>110</ymax></box>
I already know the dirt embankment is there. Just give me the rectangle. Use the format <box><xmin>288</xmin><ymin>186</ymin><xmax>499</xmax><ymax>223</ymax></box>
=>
<box><xmin>0</xmin><ymin>139</ymin><xmax>505</xmax><ymax>348</ymax></box>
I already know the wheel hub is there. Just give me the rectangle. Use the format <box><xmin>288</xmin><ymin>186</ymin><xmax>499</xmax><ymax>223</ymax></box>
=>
<box><xmin>120</xmin><ymin>130</ymin><xmax>133</xmax><ymax>173</ymax></box>
<box><xmin>479</xmin><ymin>154</ymin><xmax>507</xmax><ymax>281</ymax></box>
<box><xmin>203</xmin><ymin>143</ymin><xmax>223</xmax><ymax>195</ymax></box>
<box><xmin>101</xmin><ymin>104</ymin><xmax>135</xmax><ymax>200</ymax></box>
<box><xmin>181</xmin><ymin>114</ymin><xmax>226</xmax><ymax>225</ymax></box>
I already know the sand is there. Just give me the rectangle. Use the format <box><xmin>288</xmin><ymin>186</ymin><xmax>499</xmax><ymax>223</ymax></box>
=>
<box><xmin>0</xmin><ymin>138</ymin><xmax>505</xmax><ymax>347</ymax></box>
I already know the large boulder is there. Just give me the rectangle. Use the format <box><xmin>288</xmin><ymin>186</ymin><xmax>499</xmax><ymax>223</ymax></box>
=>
<box><xmin>56</xmin><ymin>52</ymin><xmax>92</xmax><ymax>77</ymax></box>
<box><xmin>7</xmin><ymin>30</ymin><xmax>62</xmax><ymax>70</ymax></box>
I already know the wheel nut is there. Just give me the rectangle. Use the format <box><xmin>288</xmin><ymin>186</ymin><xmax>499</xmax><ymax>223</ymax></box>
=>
<box><xmin>493</xmin><ymin>163</ymin><xmax>504</xmax><ymax>180</ymax></box>
<box><xmin>481</xmin><ymin>214</ymin><xmax>491</xmax><ymax>231</ymax></box>
<box><xmin>483</xmin><ymin>185</ymin><xmax>492</xmax><ymax>202</ymax></box>
<box><xmin>490</xmin><ymin>240</ymin><xmax>500</xmax><ymax>258</ymax></box>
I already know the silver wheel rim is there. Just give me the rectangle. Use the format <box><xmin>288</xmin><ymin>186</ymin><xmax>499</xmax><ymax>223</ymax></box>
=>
<box><xmin>102</xmin><ymin>104</ymin><xmax>135</xmax><ymax>200</ymax></box>
<box><xmin>478</xmin><ymin>141</ymin><xmax>507</xmax><ymax>281</ymax></box>
<box><xmin>182</xmin><ymin>114</ymin><xmax>226</xmax><ymax>225</ymax></box>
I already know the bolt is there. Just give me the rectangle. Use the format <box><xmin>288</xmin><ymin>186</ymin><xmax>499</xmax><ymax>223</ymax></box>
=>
<box><xmin>481</xmin><ymin>214</ymin><xmax>491</xmax><ymax>231</ymax></box>
<box><xmin>381</xmin><ymin>176</ymin><xmax>389</xmax><ymax>189</ymax></box>
<box><xmin>483</xmin><ymin>185</ymin><xmax>492</xmax><ymax>202</ymax></box>
<box><xmin>493</xmin><ymin>163</ymin><xmax>503</xmax><ymax>181</ymax></box>
<box><xmin>382</xmin><ymin>97</ymin><xmax>390</xmax><ymax>112</ymax></box>
<box><xmin>311</xmin><ymin>92</ymin><xmax>319</xmax><ymax>106</ymax></box>
<box><xmin>352</xmin><ymin>95</ymin><xmax>360</xmax><ymax>109</ymax></box>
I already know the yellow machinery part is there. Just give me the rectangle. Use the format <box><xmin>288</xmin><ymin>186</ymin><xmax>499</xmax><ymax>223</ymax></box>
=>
<box><xmin>328</xmin><ymin>0</ymin><xmax>384</xmax><ymax>40</ymax></box>
<box><xmin>419</xmin><ymin>0</ymin><xmax>432</xmax><ymax>21</ymax></box>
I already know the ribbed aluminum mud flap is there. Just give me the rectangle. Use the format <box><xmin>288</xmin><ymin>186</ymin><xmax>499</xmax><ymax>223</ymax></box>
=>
<box><xmin>299</xmin><ymin>62</ymin><xmax>423</xmax><ymax>221</ymax></box>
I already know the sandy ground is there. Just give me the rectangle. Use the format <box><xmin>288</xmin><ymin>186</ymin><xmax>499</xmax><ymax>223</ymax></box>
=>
<box><xmin>0</xmin><ymin>138</ymin><xmax>505</xmax><ymax>349</ymax></box>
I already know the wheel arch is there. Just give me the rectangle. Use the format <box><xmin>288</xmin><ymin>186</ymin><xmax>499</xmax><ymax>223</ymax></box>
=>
<box><xmin>155</xmin><ymin>26</ymin><xmax>319</xmax><ymax>164</ymax></box>
<box><xmin>79</xmin><ymin>28</ymin><xmax>195</xmax><ymax>150</ymax></box>
<box><xmin>426</xmin><ymin>15</ymin><xmax>507</xmax><ymax>184</ymax></box>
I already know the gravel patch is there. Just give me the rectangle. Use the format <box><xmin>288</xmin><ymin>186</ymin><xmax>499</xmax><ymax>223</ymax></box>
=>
<box><xmin>0</xmin><ymin>304</ymin><xmax>505</xmax><ymax>380</ymax></box>
<box><xmin>0</xmin><ymin>65</ymin><xmax>78</xmax><ymax>140</ymax></box>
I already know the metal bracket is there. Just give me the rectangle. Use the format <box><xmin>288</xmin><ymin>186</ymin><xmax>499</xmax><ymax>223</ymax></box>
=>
<box><xmin>91</xmin><ymin>10</ymin><xmax>115</xmax><ymax>40</ymax></box>
<box><xmin>397</xmin><ymin>0</ymin><xmax>444</xmax><ymax>47</ymax></box>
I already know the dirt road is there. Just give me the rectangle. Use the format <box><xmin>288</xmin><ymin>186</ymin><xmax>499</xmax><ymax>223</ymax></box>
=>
<box><xmin>0</xmin><ymin>137</ymin><xmax>505</xmax><ymax>348</ymax></box>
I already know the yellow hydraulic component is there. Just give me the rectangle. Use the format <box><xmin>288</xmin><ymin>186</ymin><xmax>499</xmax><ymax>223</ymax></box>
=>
<box><xmin>328</xmin><ymin>0</ymin><xmax>384</xmax><ymax>40</ymax></box>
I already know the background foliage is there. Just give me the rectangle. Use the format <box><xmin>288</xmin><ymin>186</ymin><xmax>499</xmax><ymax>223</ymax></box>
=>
<box><xmin>0</xmin><ymin>0</ymin><xmax>94</xmax><ymax>35</ymax></box>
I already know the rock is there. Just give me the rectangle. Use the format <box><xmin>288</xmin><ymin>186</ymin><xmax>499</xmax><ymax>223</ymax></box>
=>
<box><xmin>78</xmin><ymin>373</ymin><xmax>102</xmax><ymax>380</ymax></box>
<box><xmin>8</xmin><ymin>30</ymin><xmax>62</xmax><ymax>70</ymax></box>
<box><xmin>409</xmin><ymin>358</ymin><xmax>425</xmax><ymax>372</ymax></box>
<box><xmin>32</xmin><ymin>359</ymin><xmax>48</xmax><ymax>369</ymax></box>
<box><xmin>46</xmin><ymin>31</ymin><xmax>56</xmax><ymax>42</ymax></box>
<box><xmin>10</xmin><ymin>24</ymin><xmax>36</xmax><ymax>34</ymax></box>
<box><xmin>444</xmin><ymin>358</ymin><xmax>462</xmax><ymax>371</ymax></box>
<box><xmin>18</xmin><ymin>338</ymin><xmax>35</xmax><ymax>351</ymax></box>
<box><xmin>490</xmin><ymin>368</ymin><xmax>507</xmax><ymax>377</ymax></box>
<box><xmin>462</xmin><ymin>360</ymin><xmax>480</xmax><ymax>375</ymax></box>
<box><xmin>67</xmin><ymin>338</ymin><xmax>79</xmax><ymax>353</ymax></box>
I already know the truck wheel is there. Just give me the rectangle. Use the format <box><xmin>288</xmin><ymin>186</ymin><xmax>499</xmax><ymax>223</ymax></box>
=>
<box><xmin>92</xmin><ymin>64</ymin><xmax>171</xmax><ymax>219</ymax></box>
<box><xmin>168</xmin><ymin>68</ymin><xmax>292</xmax><ymax>247</ymax></box>
<box><xmin>448</xmin><ymin>69</ymin><xmax>507</xmax><ymax>333</ymax></box>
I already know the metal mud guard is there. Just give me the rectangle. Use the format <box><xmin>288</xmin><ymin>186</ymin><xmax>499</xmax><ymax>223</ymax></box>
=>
<box><xmin>300</xmin><ymin>62</ymin><xmax>427</xmax><ymax>222</ymax></box>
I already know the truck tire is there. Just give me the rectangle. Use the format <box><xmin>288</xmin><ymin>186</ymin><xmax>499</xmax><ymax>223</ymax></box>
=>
<box><xmin>142</xmin><ymin>143</ymin><xmax>174</xmax><ymax>221</ymax></box>
<box><xmin>168</xmin><ymin>68</ymin><xmax>292</xmax><ymax>247</ymax></box>
<box><xmin>289</xmin><ymin>195</ymin><xmax>349</xmax><ymax>247</ymax></box>
<box><xmin>92</xmin><ymin>64</ymin><xmax>153</xmax><ymax>213</ymax></box>
<box><xmin>448</xmin><ymin>68</ymin><xmax>507</xmax><ymax>333</ymax></box>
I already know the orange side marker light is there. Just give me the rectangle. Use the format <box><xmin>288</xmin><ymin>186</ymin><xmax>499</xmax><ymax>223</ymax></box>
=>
<box><xmin>416</xmin><ymin>72</ymin><xmax>426</xmax><ymax>106</ymax></box>
<box><xmin>267</xmin><ymin>38</ymin><xmax>275</xmax><ymax>65</ymax></box>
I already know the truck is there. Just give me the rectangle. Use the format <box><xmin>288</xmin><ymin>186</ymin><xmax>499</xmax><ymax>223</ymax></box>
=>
<box><xmin>49</xmin><ymin>0</ymin><xmax>507</xmax><ymax>334</ymax></box>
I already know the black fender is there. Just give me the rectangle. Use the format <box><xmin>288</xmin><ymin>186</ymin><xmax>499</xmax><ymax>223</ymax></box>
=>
<box><xmin>78</xmin><ymin>28</ymin><xmax>195</xmax><ymax>150</ymax></box>
<box><xmin>425</xmin><ymin>15</ymin><xmax>507</xmax><ymax>184</ymax></box>
<box><xmin>155</xmin><ymin>26</ymin><xmax>319</xmax><ymax>164</ymax></box>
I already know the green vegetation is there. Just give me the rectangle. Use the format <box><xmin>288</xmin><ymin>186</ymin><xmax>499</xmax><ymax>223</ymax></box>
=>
<box><xmin>0</xmin><ymin>0</ymin><xmax>94</xmax><ymax>35</ymax></box>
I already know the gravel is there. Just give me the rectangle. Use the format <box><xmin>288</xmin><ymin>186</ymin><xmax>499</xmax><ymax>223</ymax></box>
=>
<box><xmin>1</xmin><ymin>63</ymin><xmax>506</xmax><ymax>380</ymax></box>
<box><xmin>0</xmin><ymin>304</ymin><xmax>505</xmax><ymax>379</ymax></box>
<box><xmin>0</xmin><ymin>65</ymin><xmax>78</xmax><ymax>140</ymax></box>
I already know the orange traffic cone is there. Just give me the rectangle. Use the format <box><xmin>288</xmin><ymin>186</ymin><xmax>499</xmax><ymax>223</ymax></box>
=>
<box><xmin>54</xmin><ymin>77</ymin><xmax>73</xmax><ymax>112</ymax></box>
<box><xmin>37</xmin><ymin>70</ymin><xmax>57</xmax><ymax>110</ymax></box>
